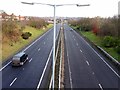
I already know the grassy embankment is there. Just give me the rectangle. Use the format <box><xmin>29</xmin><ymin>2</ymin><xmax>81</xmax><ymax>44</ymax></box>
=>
<box><xmin>2</xmin><ymin>24</ymin><xmax>53</xmax><ymax>62</ymax></box>
<box><xmin>80</xmin><ymin>31</ymin><xmax>120</xmax><ymax>62</ymax></box>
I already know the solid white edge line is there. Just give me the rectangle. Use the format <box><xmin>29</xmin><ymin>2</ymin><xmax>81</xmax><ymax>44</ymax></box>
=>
<box><xmin>23</xmin><ymin>29</ymin><xmax>51</xmax><ymax>52</ymax></box>
<box><xmin>59</xmin><ymin>41</ymin><xmax>62</xmax><ymax>89</ymax></box>
<box><xmin>65</xmin><ymin>30</ymin><xmax>73</xmax><ymax>89</ymax></box>
<box><xmin>0</xmin><ymin>28</ymin><xmax>52</xmax><ymax>72</ymax></box>
<box><xmin>72</xmin><ymin>28</ymin><xmax>120</xmax><ymax>78</ymax></box>
<box><xmin>49</xmin><ymin>75</ymin><xmax>52</xmax><ymax>89</ymax></box>
<box><xmin>36</xmin><ymin>48</ymin><xmax>53</xmax><ymax>90</ymax></box>
<box><xmin>48</xmin><ymin>26</ymin><xmax>60</xmax><ymax>89</ymax></box>
<box><xmin>10</xmin><ymin>78</ymin><xmax>17</xmax><ymax>86</ymax></box>
<box><xmin>0</xmin><ymin>61</ymin><xmax>12</xmax><ymax>71</ymax></box>
<box><xmin>99</xmin><ymin>84</ymin><xmax>103</xmax><ymax>90</ymax></box>
<box><xmin>67</xmin><ymin>50</ymin><xmax>73</xmax><ymax>89</ymax></box>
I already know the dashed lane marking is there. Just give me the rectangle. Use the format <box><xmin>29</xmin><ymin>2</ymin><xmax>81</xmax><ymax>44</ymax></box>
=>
<box><xmin>86</xmin><ymin>61</ymin><xmax>90</xmax><ymax>66</ymax></box>
<box><xmin>10</xmin><ymin>78</ymin><xmax>17</xmax><ymax>86</ymax></box>
<box><xmin>29</xmin><ymin>58</ymin><xmax>33</xmax><ymax>63</ymax></box>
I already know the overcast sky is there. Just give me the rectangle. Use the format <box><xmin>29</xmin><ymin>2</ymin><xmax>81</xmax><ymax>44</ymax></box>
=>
<box><xmin>0</xmin><ymin>0</ymin><xmax>119</xmax><ymax>17</ymax></box>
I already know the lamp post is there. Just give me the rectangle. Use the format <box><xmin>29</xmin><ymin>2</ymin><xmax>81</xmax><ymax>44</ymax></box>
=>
<box><xmin>21</xmin><ymin>2</ymin><xmax>90</xmax><ymax>89</ymax></box>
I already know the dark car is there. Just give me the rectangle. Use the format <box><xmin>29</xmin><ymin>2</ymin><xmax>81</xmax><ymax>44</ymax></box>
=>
<box><xmin>12</xmin><ymin>52</ymin><xmax>28</xmax><ymax>66</ymax></box>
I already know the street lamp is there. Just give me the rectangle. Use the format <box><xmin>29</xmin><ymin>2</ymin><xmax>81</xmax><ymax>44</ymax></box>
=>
<box><xmin>21</xmin><ymin>2</ymin><xmax>90</xmax><ymax>89</ymax></box>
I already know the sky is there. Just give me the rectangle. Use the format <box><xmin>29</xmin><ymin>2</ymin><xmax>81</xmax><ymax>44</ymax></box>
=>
<box><xmin>0</xmin><ymin>0</ymin><xmax>119</xmax><ymax>17</ymax></box>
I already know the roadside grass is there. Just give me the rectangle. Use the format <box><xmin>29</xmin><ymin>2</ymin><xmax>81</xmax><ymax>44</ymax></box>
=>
<box><xmin>80</xmin><ymin>31</ymin><xmax>102</xmax><ymax>46</ymax></box>
<box><xmin>0</xmin><ymin>32</ymin><xmax>2</xmax><ymax>64</ymax></box>
<box><xmin>2</xmin><ymin>24</ymin><xmax>53</xmax><ymax>62</ymax></box>
<box><xmin>80</xmin><ymin>31</ymin><xmax>120</xmax><ymax>62</ymax></box>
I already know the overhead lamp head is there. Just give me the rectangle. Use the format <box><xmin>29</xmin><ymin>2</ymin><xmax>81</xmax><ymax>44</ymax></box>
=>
<box><xmin>76</xmin><ymin>4</ymin><xmax>90</xmax><ymax>7</ymax></box>
<box><xmin>21</xmin><ymin>2</ymin><xmax>34</xmax><ymax>5</ymax></box>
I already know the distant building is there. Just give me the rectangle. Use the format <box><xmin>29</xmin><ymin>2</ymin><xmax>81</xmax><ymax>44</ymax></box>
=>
<box><xmin>47</xmin><ymin>20</ymin><xmax>54</xmax><ymax>24</ymax></box>
<box><xmin>0</xmin><ymin>12</ymin><xmax>27</xmax><ymax>21</ymax></box>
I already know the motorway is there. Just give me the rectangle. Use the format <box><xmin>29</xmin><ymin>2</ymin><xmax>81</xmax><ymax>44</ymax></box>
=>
<box><xmin>64</xmin><ymin>24</ymin><xmax>120</xmax><ymax>89</ymax></box>
<box><xmin>1</xmin><ymin>23</ymin><xmax>120</xmax><ymax>89</ymax></box>
<box><xmin>1</xmin><ymin>23</ymin><xmax>61</xmax><ymax>89</ymax></box>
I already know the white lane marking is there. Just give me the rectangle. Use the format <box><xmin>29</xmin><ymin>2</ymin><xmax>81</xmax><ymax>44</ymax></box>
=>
<box><xmin>99</xmin><ymin>84</ymin><xmax>103</xmax><ymax>90</ymax></box>
<box><xmin>47</xmin><ymin>38</ymin><xmax>48</xmax><ymax>40</ymax></box>
<box><xmin>67</xmin><ymin>53</ymin><xmax>73</xmax><ymax>89</ymax></box>
<box><xmin>23</xmin><ymin>68</ymin><xmax>25</xmax><ymax>70</ymax></box>
<box><xmin>90</xmin><ymin>47</ymin><xmax>120</xmax><ymax>78</ymax></box>
<box><xmin>67</xmin><ymin>53</ymin><xmax>68</xmax><ymax>57</ymax></box>
<box><xmin>76</xmin><ymin>43</ymin><xmax>78</xmax><ymax>46</ymax></box>
<box><xmin>86</xmin><ymin>61</ymin><xmax>90</xmax><ymax>66</ymax></box>
<box><xmin>10</xmin><ymin>78</ymin><xmax>17</xmax><ymax>86</ymax></box>
<box><xmin>65</xmin><ymin>29</ymin><xmax>73</xmax><ymax>88</ymax></box>
<box><xmin>80</xmin><ymin>50</ymin><xmax>82</xmax><ymax>52</ymax></box>
<box><xmin>0</xmin><ymin>29</ymin><xmax>52</xmax><ymax>71</ymax></box>
<box><xmin>29</xmin><ymin>58</ymin><xmax>33</xmax><ymax>63</ymax></box>
<box><xmin>44</xmin><ymin>42</ymin><xmax>46</xmax><ymax>45</ymax></box>
<box><xmin>23</xmin><ymin>29</ymin><xmax>51</xmax><ymax>52</ymax></box>
<box><xmin>38</xmin><ymin>48</ymin><xmax>41</xmax><ymax>51</ymax></box>
<box><xmin>0</xmin><ymin>61</ymin><xmax>12</xmax><ymax>72</ymax></box>
<box><xmin>73</xmin><ymin>29</ymin><xmax>120</xmax><ymax>78</ymax></box>
<box><xmin>37</xmin><ymin>48</ymin><xmax>53</xmax><ymax>90</ymax></box>
<box><xmin>74</xmin><ymin>38</ymin><xmax>75</xmax><ymax>41</ymax></box>
<box><xmin>49</xmin><ymin>75</ymin><xmax>52</xmax><ymax>89</ymax></box>
<box><xmin>92</xmin><ymin>72</ymin><xmax>95</xmax><ymax>75</ymax></box>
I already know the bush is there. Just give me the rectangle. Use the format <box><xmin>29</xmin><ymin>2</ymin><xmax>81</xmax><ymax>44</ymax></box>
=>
<box><xmin>115</xmin><ymin>39</ymin><xmax>120</xmax><ymax>54</ymax></box>
<box><xmin>28</xmin><ymin>17</ymin><xmax>47</xmax><ymax>29</ymax></box>
<box><xmin>21</xmin><ymin>32</ymin><xmax>32</xmax><ymax>39</ymax></box>
<box><xmin>115</xmin><ymin>46</ymin><xmax>120</xmax><ymax>54</ymax></box>
<box><xmin>102</xmin><ymin>36</ymin><xmax>115</xmax><ymax>47</ymax></box>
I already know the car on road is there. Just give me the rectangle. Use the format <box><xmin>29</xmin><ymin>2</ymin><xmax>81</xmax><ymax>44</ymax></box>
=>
<box><xmin>12</xmin><ymin>52</ymin><xmax>28</xmax><ymax>66</ymax></box>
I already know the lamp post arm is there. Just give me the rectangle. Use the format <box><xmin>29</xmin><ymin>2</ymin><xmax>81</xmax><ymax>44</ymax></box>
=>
<box><xmin>33</xmin><ymin>2</ymin><xmax>54</xmax><ymax>6</ymax></box>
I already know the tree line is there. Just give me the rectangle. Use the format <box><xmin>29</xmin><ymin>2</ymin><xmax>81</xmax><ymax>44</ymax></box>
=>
<box><xmin>2</xmin><ymin>12</ymin><xmax>48</xmax><ymax>44</ymax></box>
<box><xmin>68</xmin><ymin>16</ymin><xmax>120</xmax><ymax>54</ymax></box>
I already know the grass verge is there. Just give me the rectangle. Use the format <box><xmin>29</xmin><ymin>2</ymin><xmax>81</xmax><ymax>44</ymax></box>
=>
<box><xmin>2</xmin><ymin>24</ymin><xmax>53</xmax><ymax>63</ymax></box>
<box><xmin>80</xmin><ymin>31</ymin><xmax>120</xmax><ymax>62</ymax></box>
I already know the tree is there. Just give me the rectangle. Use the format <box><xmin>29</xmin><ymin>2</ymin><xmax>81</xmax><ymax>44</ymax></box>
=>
<box><xmin>28</xmin><ymin>17</ymin><xmax>47</xmax><ymax>29</ymax></box>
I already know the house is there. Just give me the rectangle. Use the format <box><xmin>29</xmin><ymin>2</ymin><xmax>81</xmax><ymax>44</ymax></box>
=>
<box><xmin>0</xmin><ymin>12</ymin><xmax>27</xmax><ymax>21</ymax></box>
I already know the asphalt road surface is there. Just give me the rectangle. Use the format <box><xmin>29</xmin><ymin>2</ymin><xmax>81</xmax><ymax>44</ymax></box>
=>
<box><xmin>64</xmin><ymin>24</ymin><xmax>120</xmax><ymax>89</ymax></box>
<box><xmin>1</xmin><ymin>23</ymin><xmax>61</xmax><ymax>89</ymax></box>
